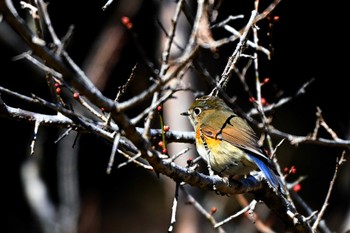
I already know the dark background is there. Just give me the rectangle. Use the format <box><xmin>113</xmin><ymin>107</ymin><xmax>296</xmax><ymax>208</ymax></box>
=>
<box><xmin>1</xmin><ymin>0</ymin><xmax>349</xmax><ymax>232</ymax></box>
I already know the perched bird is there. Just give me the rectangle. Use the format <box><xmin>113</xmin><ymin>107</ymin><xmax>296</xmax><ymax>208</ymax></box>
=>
<box><xmin>181</xmin><ymin>95</ymin><xmax>286</xmax><ymax>194</ymax></box>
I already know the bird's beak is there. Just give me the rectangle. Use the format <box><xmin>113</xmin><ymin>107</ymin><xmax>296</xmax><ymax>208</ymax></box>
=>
<box><xmin>180</xmin><ymin>111</ymin><xmax>190</xmax><ymax>116</ymax></box>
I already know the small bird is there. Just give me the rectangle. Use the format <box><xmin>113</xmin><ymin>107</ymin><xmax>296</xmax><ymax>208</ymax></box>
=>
<box><xmin>181</xmin><ymin>95</ymin><xmax>286</xmax><ymax>194</ymax></box>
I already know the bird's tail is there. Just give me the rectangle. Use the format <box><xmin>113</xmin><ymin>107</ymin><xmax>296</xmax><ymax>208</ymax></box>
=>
<box><xmin>249</xmin><ymin>155</ymin><xmax>287</xmax><ymax>195</ymax></box>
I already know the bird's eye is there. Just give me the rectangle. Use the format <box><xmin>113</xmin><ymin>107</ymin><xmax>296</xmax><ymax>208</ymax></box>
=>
<box><xmin>193</xmin><ymin>107</ymin><xmax>201</xmax><ymax>116</ymax></box>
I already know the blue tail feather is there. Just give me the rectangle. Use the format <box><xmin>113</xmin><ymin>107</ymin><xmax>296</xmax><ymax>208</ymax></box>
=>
<box><xmin>248</xmin><ymin>154</ymin><xmax>285</xmax><ymax>194</ymax></box>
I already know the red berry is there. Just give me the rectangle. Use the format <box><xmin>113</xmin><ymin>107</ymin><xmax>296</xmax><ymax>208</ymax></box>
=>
<box><xmin>121</xmin><ymin>16</ymin><xmax>129</xmax><ymax>24</ymax></box>
<box><xmin>158</xmin><ymin>141</ymin><xmax>163</xmax><ymax>147</ymax></box>
<box><xmin>56</xmin><ymin>87</ymin><xmax>61</xmax><ymax>94</ymax></box>
<box><xmin>54</xmin><ymin>83</ymin><xmax>60</xmax><ymax>88</ymax></box>
<box><xmin>101</xmin><ymin>107</ymin><xmax>105</xmax><ymax>113</ymax></box>
<box><xmin>121</xmin><ymin>16</ymin><xmax>132</xmax><ymax>29</ymax></box>
<box><xmin>273</xmin><ymin>15</ymin><xmax>280</xmax><ymax>22</ymax></box>
<box><xmin>290</xmin><ymin>165</ymin><xmax>297</xmax><ymax>174</ymax></box>
<box><xmin>211</xmin><ymin>207</ymin><xmax>217</xmax><ymax>214</ymax></box>
<box><xmin>261</xmin><ymin>97</ymin><xmax>267</xmax><ymax>106</ymax></box>
<box><xmin>73</xmin><ymin>92</ymin><xmax>79</xmax><ymax>99</ymax></box>
<box><xmin>162</xmin><ymin>148</ymin><xmax>167</xmax><ymax>154</ymax></box>
<box><xmin>163</xmin><ymin>125</ymin><xmax>170</xmax><ymax>132</ymax></box>
<box><xmin>157</xmin><ymin>105</ymin><xmax>162</xmax><ymax>111</ymax></box>
<box><xmin>293</xmin><ymin>184</ymin><xmax>301</xmax><ymax>192</ymax></box>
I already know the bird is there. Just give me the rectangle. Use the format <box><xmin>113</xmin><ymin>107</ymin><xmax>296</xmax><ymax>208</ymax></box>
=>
<box><xmin>181</xmin><ymin>95</ymin><xmax>286</xmax><ymax>194</ymax></box>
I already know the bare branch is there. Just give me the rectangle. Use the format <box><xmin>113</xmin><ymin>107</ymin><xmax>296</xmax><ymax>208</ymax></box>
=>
<box><xmin>247</xmin><ymin>77</ymin><xmax>315</xmax><ymax>117</ymax></box>
<box><xmin>181</xmin><ymin>185</ymin><xmax>226</xmax><ymax>233</ymax></box>
<box><xmin>316</xmin><ymin>107</ymin><xmax>340</xmax><ymax>141</ymax></box>
<box><xmin>215</xmin><ymin>199</ymin><xmax>256</xmax><ymax>229</ymax></box>
<box><xmin>312</xmin><ymin>152</ymin><xmax>346</xmax><ymax>231</ymax></box>
<box><xmin>30</xmin><ymin>119</ymin><xmax>40</xmax><ymax>155</ymax></box>
<box><xmin>168</xmin><ymin>182</ymin><xmax>180</xmax><ymax>233</ymax></box>
<box><xmin>106</xmin><ymin>132</ymin><xmax>121</xmax><ymax>174</ymax></box>
<box><xmin>0</xmin><ymin>0</ymin><xmax>115</xmax><ymax>111</ymax></box>
<box><xmin>211</xmin><ymin>10</ymin><xmax>258</xmax><ymax>95</ymax></box>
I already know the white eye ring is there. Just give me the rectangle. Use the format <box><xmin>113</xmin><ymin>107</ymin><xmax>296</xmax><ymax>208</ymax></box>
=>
<box><xmin>193</xmin><ymin>107</ymin><xmax>201</xmax><ymax>116</ymax></box>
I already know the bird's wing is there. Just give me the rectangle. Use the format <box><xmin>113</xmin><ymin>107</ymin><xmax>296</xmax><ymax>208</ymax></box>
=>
<box><xmin>201</xmin><ymin>114</ymin><xmax>269</xmax><ymax>161</ymax></box>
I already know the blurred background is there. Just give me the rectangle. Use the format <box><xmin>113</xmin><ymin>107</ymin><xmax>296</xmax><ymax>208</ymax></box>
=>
<box><xmin>1</xmin><ymin>0</ymin><xmax>349</xmax><ymax>232</ymax></box>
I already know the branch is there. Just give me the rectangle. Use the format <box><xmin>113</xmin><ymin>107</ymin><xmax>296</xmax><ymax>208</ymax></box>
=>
<box><xmin>312</xmin><ymin>152</ymin><xmax>346</xmax><ymax>231</ymax></box>
<box><xmin>247</xmin><ymin>78</ymin><xmax>315</xmax><ymax>117</ymax></box>
<box><xmin>181</xmin><ymin>185</ymin><xmax>226</xmax><ymax>233</ymax></box>
<box><xmin>0</xmin><ymin>0</ymin><xmax>115</xmax><ymax>111</ymax></box>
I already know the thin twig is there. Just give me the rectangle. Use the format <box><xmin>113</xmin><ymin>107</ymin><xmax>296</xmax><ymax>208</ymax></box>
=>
<box><xmin>168</xmin><ymin>182</ymin><xmax>180</xmax><ymax>233</ymax></box>
<box><xmin>160</xmin><ymin>0</ymin><xmax>185</xmax><ymax>74</ymax></box>
<box><xmin>106</xmin><ymin>132</ymin><xmax>121</xmax><ymax>174</ymax></box>
<box><xmin>247</xmin><ymin>78</ymin><xmax>315</xmax><ymax>116</ymax></box>
<box><xmin>290</xmin><ymin>192</ymin><xmax>332</xmax><ymax>233</ymax></box>
<box><xmin>12</xmin><ymin>52</ymin><xmax>62</xmax><ymax>78</ymax></box>
<box><xmin>36</xmin><ymin>0</ymin><xmax>61</xmax><ymax>48</ymax></box>
<box><xmin>76</xmin><ymin>94</ymin><xmax>107</xmax><ymax>122</ymax></box>
<box><xmin>316</xmin><ymin>107</ymin><xmax>340</xmax><ymax>141</ymax></box>
<box><xmin>106</xmin><ymin>64</ymin><xmax>137</xmax><ymax>125</ymax></box>
<box><xmin>116</xmin><ymin>151</ymin><xmax>151</xmax><ymax>170</ymax></box>
<box><xmin>131</xmin><ymin>84</ymin><xmax>181</xmax><ymax>125</ymax></box>
<box><xmin>155</xmin><ymin>17</ymin><xmax>183</xmax><ymax>51</ymax></box>
<box><xmin>54</xmin><ymin>127</ymin><xmax>73</xmax><ymax>144</ymax></box>
<box><xmin>101</xmin><ymin>0</ymin><xmax>114</xmax><ymax>11</ymax></box>
<box><xmin>312</xmin><ymin>152</ymin><xmax>346</xmax><ymax>231</ymax></box>
<box><xmin>235</xmin><ymin>194</ymin><xmax>276</xmax><ymax>233</ymax></box>
<box><xmin>169</xmin><ymin>147</ymin><xmax>190</xmax><ymax>162</ymax></box>
<box><xmin>143</xmin><ymin>0</ymin><xmax>186</xmax><ymax>140</ymax></box>
<box><xmin>215</xmin><ymin>201</ymin><xmax>254</xmax><ymax>228</ymax></box>
<box><xmin>211</xmin><ymin>10</ymin><xmax>258</xmax><ymax>96</ymax></box>
<box><xmin>180</xmin><ymin>185</ymin><xmax>226</xmax><ymax>233</ymax></box>
<box><xmin>30</xmin><ymin>120</ymin><xmax>40</xmax><ymax>155</ymax></box>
